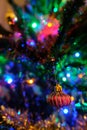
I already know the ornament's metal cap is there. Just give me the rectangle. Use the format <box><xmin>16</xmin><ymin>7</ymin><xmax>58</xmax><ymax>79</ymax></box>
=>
<box><xmin>55</xmin><ymin>84</ymin><xmax>62</xmax><ymax>93</ymax></box>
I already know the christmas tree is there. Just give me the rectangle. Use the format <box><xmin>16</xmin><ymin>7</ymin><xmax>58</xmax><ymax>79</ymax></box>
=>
<box><xmin>0</xmin><ymin>0</ymin><xmax>87</xmax><ymax>129</ymax></box>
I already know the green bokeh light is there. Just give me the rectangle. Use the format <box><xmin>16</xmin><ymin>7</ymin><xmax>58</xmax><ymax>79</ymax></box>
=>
<box><xmin>53</xmin><ymin>7</ymin><xmax>58</xmax><ymax>12</ymax></box>
<box><xmin>62</xmin><ymin>77</ymin><xmax>67</xmax><ymax>82</ymax></box>
<box><xmin>73</xmin><ymin>42</ymin><xmax>77</xmax><ymax>45</ymax></box>
<box><xmin>32</xmin><ymin>22</ymin><xmax>37</xmax><ymax>28</ymax></box>
<box><xmin>55</xmin><ymin>117</ymin><xmax>59</xmax><ymax>123</ymax></box>
<box><xmin>0</xmin><ymin>55</ymin><xmax>7</xmax><ymax>64</ymax></box>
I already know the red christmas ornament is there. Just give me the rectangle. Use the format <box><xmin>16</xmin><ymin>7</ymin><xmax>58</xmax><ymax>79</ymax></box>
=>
<box><xmin>47</xmin><ymin>84</ymin><xmax>71</xmax><ymax>108</ymax></box>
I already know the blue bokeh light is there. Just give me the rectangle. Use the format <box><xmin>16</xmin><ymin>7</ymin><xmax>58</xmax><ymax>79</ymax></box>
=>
<box><xmin>74</xmin><ymin>52</ymin><xmax>80</xmax><ymax>57</ymax></box>
<box><xmin>66</xmin><ymin>73</ymin><xmax>71</xmax><ymax>77</ymax></box>
<box><xmin>4</xmin><ymin>74</ymin><xmax>13</xmax><ymax>84</ymax></box>
<box><xmin>30</xmin><ymin>41</ymin><xmax>36</xmax><ymax>47</ymax></box>
<box><xmin>17</xmin><ymin>110</ymin><xmax>21</xmax><ymax>115</ymax></box>
<box><xmin>63</xmin><ymin>108</ymin><xmax>69</xmax><ymax>114</ymax></box>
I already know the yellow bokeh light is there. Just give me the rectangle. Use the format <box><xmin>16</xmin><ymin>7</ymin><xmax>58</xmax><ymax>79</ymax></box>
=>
<box><xmin>78</xmin><ymin>73</ymin><xmax>84</xmax><ymax>78</ymax></box>
<box><xmin>71</xmin><ymin>96</ymin><xmax>74</xmax><ymax>101</ymax></box>
<box><xmin>0</xmin><ymin>34</ymin><xmax>3</xmax><ymax>38</ymax></box>
<box><xmin>84</xmin><ymin>115</ymin><xmax>87</xmax><ymax>119</ymax></box>
<box><xmin>26</xmin><ymin>79</ymin><xmax>35</xmax><ymax>85</ymax></box>
<box><xmin>47</xmin><ymin>22</ymin><xmax>52</xmax><ymax>27</ymax></box>
<box><xmin>8</xmin><ymin>21</ymin><xmax>12</xmax><ymax>25</ymax></box>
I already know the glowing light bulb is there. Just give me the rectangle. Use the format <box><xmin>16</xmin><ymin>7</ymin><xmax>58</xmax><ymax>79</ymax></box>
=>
<box><xmin>14</xmin><ymin>17</ymin><xmax>18</xmax><ymax>22</ymax></box>
<box><xmin>32</xmin><ymin>22</ymin><xmax>37</xmax><ymax>28</ymax></box>
<box><xmin>21</xmin><ymin>44</ymin><xmax>25</xmax><ymax>47</ymax></box>
<box><xmin>63</xmin><ymin>108</ymin><xmax>68</xmax><ymax>114</ymax></box>
<box><xmin>4</xmin><ymin>74</ymin><xmax>13</xmax><ymax>84</ymax></box>
<box><xmin>8</xmin><ymin>21</ymin><xmax>12</xmax><ymax>25</ymax></box>
<box><xmin>26</xmin><ymin>78</ymin><xmax>35</xmax><ymax>85</ymax></box>
<box><xmin>30</xmin><ymin>41</ymin><xmax>36</xmax><ymax>47</ymax></box>
<box><xmin>74</xmin><ymin>52</ymin><xmax>80</xmax><ymax>57</ymax></box>
<box><xmin>84</xmin><ymin>115</ymin><xmax>87</xmax><ymax>120</ymax></box>
<box><xmin>66</xmin><ymin>73</ymin><xmax>70</xmax><ymax>77</ymax></box>
<box><xmin>62</xmin><ymin>77</ymin><xmax>67</xmax><ymax>82</ymax></box>
<box><xmin>47</xmin><ymin>22</ymin><xmax>52</xmax><ymax>27</ymax></box>
<box><xmin>17</xmin><ymin>110</ymin><xmax>21</xmax><ymax>115</ymax></box>
<box><xmin>0</xmin><ymin>34</ymin><xmax>3</xmax><ymax>38</ymax></box>
<box><xmin>78</xmin><ymin>73</ymin><xmax>84</xmax><ymax>78</ymax></box>
<box><xmin>8</xmin><ymin>78</ymin><xmax>13</xmax><ymax>84</ymax></box>
<box><xmin>71</xmin><ymin>96</ymin><xmax>74</xmax><ymax>101</ymax></box>
<box><xmin>5</xmin><ymin>77</ymin><xmax>13</xmax><ymax>84</ymax></box>
<box><xmin>53</xmin><ymin>7</ymin><xmax>58</xmax><ymax>12</ymax></box>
